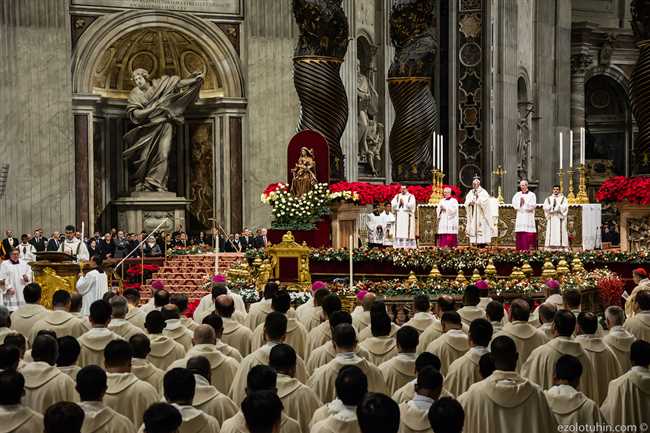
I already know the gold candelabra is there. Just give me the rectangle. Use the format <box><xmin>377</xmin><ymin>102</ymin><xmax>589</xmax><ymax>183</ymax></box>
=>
<box><xmin>492</xmin><ymin>165</ymin><xmax>506</xmax><ymax>205</ymax></box>
<box><xmin>566</xmin><ymin>167</ymin><xmax>577</xmax><ymax>204</ymax></box>
<box><xmin>428</xmin><ymin>169</ymin><xmax>445</xmax><ymax>204</ymax></box>
<box><xmin>576</xmin><ymin>164</ymin><xmax>590</xmax><ymax>204</ymax></box>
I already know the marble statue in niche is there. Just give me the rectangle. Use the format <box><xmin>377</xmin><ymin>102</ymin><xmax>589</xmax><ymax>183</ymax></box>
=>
<box><xmin>357</xmin><ymin>58</ymin><xmax>384</xmax><ymax>176</ymax></box>
<box><xmin>516</xmin><ymin>103</ymin><xmax>534</xmax><ymax>180</ymax></box>
<box><xmin>123</xmin><ymin>68</ymin><xmax>204</xmax><ymax>192</ymax></box>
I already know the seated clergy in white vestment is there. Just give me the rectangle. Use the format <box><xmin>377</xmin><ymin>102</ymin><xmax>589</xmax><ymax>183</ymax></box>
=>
<box><xmin>378</xmin><ymin>326</ymin><xmax>419</xmax><ymax>395</ymax></box>
<box><xmin>445</xmin><ymin>318</ymin><xmax>492</xmax><ymax>397</ymax></box>
<box><xmin>307</xmin><ymin>323</ymin><xmax>387</xmax><ymax>404</ymax></box>
<box><xmin>185</xmin><ymin>355</ymin><xmax>238</xmax><ymax>426</ymax></box>
<box><xmin>309</xmin><ymin>365</ymin><xmax>366</xmax><ymax>433</ymax></box>
<box><xmin>456</xmin><ymin>285</ymin><xmax>486</xmax><ymax>327</ymax></box>
<box><xmin>458</xmin><ymin>335</ymin><xmax>558</xmax><ymax>433</ymax></box>
<box><xmin>575</xmin><ymin>312</ymin><xmax>623</xmax><ymax>405</ymax></box>
<box><xmin>222</xmin><ymin>366</ymin><xmax>301</xmax><ymax>433</ymax></box>
<box><xmin>21</xmin><ymin>335</ymin><xmax>77</xmax><ymax>414</ymax></box>
<box><xmin>229</xmin><ymin>312</ymin><xmax>308</xmax><ymax>405</ymax></box>
<box><xmin>398</xmin><ymin>366</ymin><xmax>443</xmax><ymax>433</ymax></box>
<box><xmin>425</xmin><ymin>312</ymin><xmax>469</xmax><ymax>375</ymax></box>
<box><xmin>602</xmin><ymin>306</ymin><xmax>635</xmax><ymax>372</ymax></box>
<box><xmin>358</xmin><ymin>312</ymin><xmax>398</xmax><ymax>366</ymax></box>
<box><xmin>392</xmin><ymin>352</ymin><xmax>442</xmax><ymax>404</ymax></box>
<box><xmin>544</xmin><ymin>355</ymin><xmax>606</xmax><ymax>427</ymax></box>
<box><xmin>0</xmin><ymin>370</ymin><xmax>44</xmax><ymax>433</ymax></box>
<box><xmin>76</xmin><ymin>365</ymin><xmax>136</xmax><ymax>433</ymax></box>
<box><xmin>521</xmin><ymin>310</ymin><xmax>597</xmax><ymax>401</ymax></box>
<box><xmin>600</xmin><ymin>340</ymin><xmax>650</xmax><ymax>427</ymax></box>
<box><xmin>497</xmin><ymin>299</ymin><xmax>549</xmax><ymax>372</ymax></box>
<box><xmin>623</xmin><ymin>290</ymin><xmax>650</xmax><ymax>342</ymax></box>
<box><xmin>167</xmin><ymin>325</ymin><xmax>239</xmax><ymax>396</ymax></box>
<box><xmin>403</xmin><ymin>294</ymin><xmax>436</xmax><ymax>334</ymax></box>
<box><xmin>158</xmin><ymin>368</ymin><xmax>220</xmax><ymax>433</ymax></box>
<box><xmin>269</xmin><ymin>344</ymin><xmax>322</xmax><ymax>433</ymax></box>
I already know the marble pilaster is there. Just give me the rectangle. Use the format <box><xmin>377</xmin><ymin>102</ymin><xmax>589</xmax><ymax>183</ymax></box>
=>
<box><xmin>342</xmin><ymin>0</ymin><xmax>359</xmax><ymax>181</ymax></box>
<box><xmin>570</xmin><ymin>49</ymin><xmax>594</xmax><ymax>166</ymax></box>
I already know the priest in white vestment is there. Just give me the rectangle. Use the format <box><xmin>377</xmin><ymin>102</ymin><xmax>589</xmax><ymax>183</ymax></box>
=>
<box><xmin>512</xmin><ymin>180</ymin><xmax>537</xmax><ymax>251</ymax></box>
<box><xmin>366</xmin><ymin>206</ymin><xmax>386</xmax><ymax>248</ymax></box>
<box><xmin>17</xmin><ymin>236</ymin><xmax>36</xmax><ymax>262</ymax></box>
<box><xmin>464</xmin><ymin>177</ymin><xmax>494</xmax><ymax>245</ymax></box>
<box><xmin>391</xmin><ymin>186</ymin><xmax>417</xmax><ymax>249</ymax></box>
<box><xmin>543</xmin><ymin>185</ymin><xmax>569</xmax><ymax>249</ymax></box>
<box><xmin>0</xmin><ymin>370</ymin><xmax>44</xmax><ymax>433</ymax></box>
<box><xmin>544</xmin><ymin>354</ymin><xmax>606</xmax><ymax>427</ymax></box>
<box><xmin>58</xmin><ymin>225</ymin><xmax>89</xmax><ymax>261</ymax></box>
<box><xmin>397</xmin><ymin>367</ymin><xmax>442</xmax><ymax>433</ymax></box>
<box><xmin>0</xmin><ymin>248</ymin><xmax>32</xmax><ymax>311</ymax></box>
<box><xmin>76</xmin><ymin>256</ymin><xmax>109</xmax><ymax>317</ymax></box>
<box><xmin>382</xmin><ymin>203</ymin><xmax>396</xmax><ymax>247</ymax></box>
<box><xmin>436</xmin><ymin>187</ymin><xmax>459</xmax><ymax>248</ymax></box>
<box><xmin>603</xmin><ymin>306</ymin><xmax>635</xmax><ymax>372</ymax></box>
<box><xmin>458</xmin><ymin>335</ymin><xmax>558</xmax><ymax>433</ymax></box>
<box><xmin>624</xmin><ymin>290</ymin><xmax>650</xmax><ymax>341</ymax></box>
<box><xmin>600</xmin><ymin>340</ymin><xmax>650</xmax><ymax>427</ymax></box>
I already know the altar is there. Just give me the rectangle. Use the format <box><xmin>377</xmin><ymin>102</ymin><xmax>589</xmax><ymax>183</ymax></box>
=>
<box><xmin>417</xmin><ymin>204</ymin><xmax>602</xmax><ymax>250</ymax></box>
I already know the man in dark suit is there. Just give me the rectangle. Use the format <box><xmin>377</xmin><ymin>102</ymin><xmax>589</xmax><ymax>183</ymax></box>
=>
<box><xmin>46</xmin><ymin>231</ymin><xmax>61</xmax><ymax>251</ymax></box>
<box><xmin>112</xmin><ymin>230</ymin><xmax>130</xmax><ymax>259</ymax></box>
<box><xmin>98</xmin><ymin>233</ymin><xmax>114</xmax><ymax>258</ymax></box>
<box><xmin>252</xmin><ymin>228</ymin><xmax>268</xmax><ymax>249</ymax></box>
<box><xmin>239</xmin><ymin>228</ymin><xmax>254</xmax><ymax>252</ymax></box>
<box><xmin>29</xmin><ymin>228</ymin><xmax>47</xmax><ymax>252</ymax></box>
<box><xmin>1</xmin><ymin>230</ymin><xmax>19</xmax><ymax>259</ymax></box>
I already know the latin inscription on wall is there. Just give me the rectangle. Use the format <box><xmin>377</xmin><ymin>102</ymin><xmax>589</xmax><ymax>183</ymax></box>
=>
<box><xmin>72</xmin><ymin>0</ymin><xmax>241</xmax><ymax>15</ymax></box>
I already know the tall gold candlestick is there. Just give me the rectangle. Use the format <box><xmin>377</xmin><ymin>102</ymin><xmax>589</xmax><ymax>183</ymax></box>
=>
<box><xmin>492</xmin><ymin>165</ymin><xmax>506</xmax><ymax>205</ymax></box>
<box><xmin>576</xmin><ymin>163</ymin><xmax>590</xmax><ymax>204</ymax></box>
<box><xmin>566</xmin><ymin>167</ymin><xmax>576</xmax><ymax>204</ymax></box>
<box><xmin>557</xmin><ymin>169</ymin><xmax>564</xmax><ymax>195</ymax></box>
<box><xmin>429</xmin><ymin>169</ymin><xmax>442</xmax><ymax>204</ymax></box>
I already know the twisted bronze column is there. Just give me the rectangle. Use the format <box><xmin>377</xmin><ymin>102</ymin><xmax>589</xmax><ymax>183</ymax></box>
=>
<box><xmin>632</xmin><ymin>0</ymin><xmax>650</xmax><ymax>170</ymax></box>
<box><xmin>388</xmin><ymin>0</ymin><xmax>437</xmax><ymax>181</ymax></box>
<box><xmin>293</xmin><ymin>0</ymin><xmax>349</xmax><ymax>180</ymax></box>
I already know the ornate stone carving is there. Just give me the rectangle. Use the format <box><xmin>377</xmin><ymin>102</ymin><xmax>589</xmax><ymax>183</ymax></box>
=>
<box><xmin>631</xmin><ymin>0</ymin><xmax>650</xmax><ymax>172</ymax></box>
<box><xmin>217</xmin><ymin>24</ymin><xmax>240</xmax><ymax>55</ymax></box>
<box><xmin>290</xmin><ymin>147</ymin><xmax>318</xmax><ymax>197</ymax></box>
<box><xmin>570</xmin><ymin>52</ymin><xmax>594</xmax><ymax>76</ymax></box>
<box><xmin>516</xmin><ymin>104</ymin><xmax>534</xmax><ymax>180</ymax></box>
<box><xmin>292</xmin><ymin>0</ymin><xmax>350</xmax><ymax>180</ymax></box>
<box><xmin>189</xmin><ymin>123</ymin><xmax>213</xmax><ymax>228</ymax></box>
<box><xmin>599</xmin><ymin>34</ymin><xmax>616</xmax><ymax>65</ymax></box>
<box><xmin>388</xmin><ymin>0</ymin><xmax>438</xmax><ymax>181</ymax></box>
<box><xmin>357</xmin><ymin>59</ymin><xmax>384</xmax><ymax>176</ymax></box>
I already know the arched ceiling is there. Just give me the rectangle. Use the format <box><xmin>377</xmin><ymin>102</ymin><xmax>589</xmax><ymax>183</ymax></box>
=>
<box><xmin>91</xmin><ymin>27</ymin><xmax>224</xmax><ymax>99</ymax></box>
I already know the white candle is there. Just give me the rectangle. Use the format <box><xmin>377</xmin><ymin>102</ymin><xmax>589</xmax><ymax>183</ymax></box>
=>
<box><xmin>569</xmin><ymin>130</ymin><xmax>574</xmax><ymax>168</ymax></box>
<box><xmin>349</xmin><ymin>234</ymin><xmax>354</xmax><ymax>290</ymax></box>
<box><xmin>432</xmin><ymin>133</ymin><xmax>437</xmax><ymax>170</ymax></box>
<box><xmin>215</xmin><ymin>238</ymin><xmax>219</xmax><ymax>275</ymax></box>
<box><xmin>440</xmin><ymin>134</ymin><xmax>445</xmax><ymax>172</ymax></box>
<box><xmin>80</xmin><ymin>222</ymin><xmax>84</xmax><ymax>243</ymax></box>
<box><xmin>580</xmin><ymin>127</ymin><xmax>585</xmax><ymax>165</ymax></box>
<box><xmin>559</xmin><ymin>132</ymin><xmax>563</xmax><ymax>170</ymax></box>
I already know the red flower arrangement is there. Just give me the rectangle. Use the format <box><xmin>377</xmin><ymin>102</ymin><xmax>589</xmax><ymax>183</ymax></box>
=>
<box><xmin>597</xmin><ymin>275</ymin><xmax>626</xmax><ymax>307</ymax></box>
<box><xmin>596</xmin><ymin>176</ymin><xmax>650</xmax><ymax>205</ymax></box>
<box><xmin>127</xmin><ymin>264</ymin><xmax>160</xmax><ymax>275</ymax></box>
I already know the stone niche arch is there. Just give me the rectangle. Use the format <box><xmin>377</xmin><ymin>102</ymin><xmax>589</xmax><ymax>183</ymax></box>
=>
<box><xmin>71</xmin><ymin>9</ymin><xmax>247</xmax><ymax>234</ymax></box>
<box><xmin>72</xmin><ymin>9</ymin><xmax>244</xmax><ymax>98</ymax></box>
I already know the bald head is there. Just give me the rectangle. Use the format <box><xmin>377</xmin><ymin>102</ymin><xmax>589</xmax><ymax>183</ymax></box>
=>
<box><xmin>362</xmin><ymin>293</ymin><xmax>376</xmax><ymax>311</ymax></box>
<box><xmin>215</xmin><ymin>294</ymin><xmax>235</xmax><ymax>318</ymax></box>
<box><xmin>193</xmin><ymin>325</ymin><xmax>216</xmax><ymax>345</ymax></box>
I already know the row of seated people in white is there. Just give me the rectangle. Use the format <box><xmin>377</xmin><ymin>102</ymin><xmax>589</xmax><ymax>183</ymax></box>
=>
<box><xmin>1</xmin><ymin>278</ymin><xmax>650</xmax><ymax>432</ymax></box>
<box><xmin>0</xmin><ymin>306</ymin><xmax>648</xmax><ymax>433</ymax></box>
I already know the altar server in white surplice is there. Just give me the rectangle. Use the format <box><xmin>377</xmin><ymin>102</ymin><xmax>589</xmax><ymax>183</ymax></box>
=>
<box><xmin>382</xmin><ymin>203</ymin><xmax>396</xmax><ymax>247</ymax></box>
<box><xmin>512</xmin><ymin>180</ymin><xmax>538</xmax><ymax>251</ymax></box>
<box><xmin>391</xmin><ymin>186</ymin><xmax>417</xmax><ymax>249</ymax></box>
<box><xmin>543</xmin><ymin>185</ymin><xmax>569</xmax><ymax>250</ymax></box>
<box><xmin>58</xmin><ymin>225</ymin><xmax>89</xmax><ymax>261</ymax></box>
<box><xmin>436</xmin><ymin>187</ymin><xmax>459</xmax><ymax>248</ymax></box>
<box><xmin>0</xmin><ymin>248</ymin><xmax>32</xmax><ymax>311</ymax></box>
<box><xmin>76</xmin><ymin>256</ymin><xmax>109</xmax><ymax>317</ymax></box>
<box><xmin>464</xmin><ymin>177</ymin><xmax>494</xmax><ymax>245</ymax></box>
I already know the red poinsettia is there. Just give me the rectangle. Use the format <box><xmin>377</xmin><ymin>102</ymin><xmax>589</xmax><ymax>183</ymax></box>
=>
<box><xmin>328</xmin><ymin>182</ymin><xmax>463</xmax><ymax>205</ymax></box>
<box><xmin>597</xmin><ymin>176</ymin><xmax>650</xmax><ymax>205</ymax></box>
<box><xmin>597</xmin><ymin>275</ymin><xmax>625</xmax><ymax>307</ymax></box>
